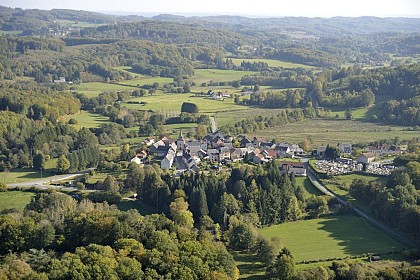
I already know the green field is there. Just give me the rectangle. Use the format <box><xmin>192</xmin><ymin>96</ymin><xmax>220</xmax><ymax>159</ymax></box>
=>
<box><xmin>252</xmin><ymin>118</ymin><xmax>418</xmax><ymax>146</ymax></box>
<box><xmin>295</xmin><ymin>177</ymin><xmax>323</xmax><ymax>198</ymax></box>
<box><xmin>64</xmin><ymin>110</ymin><xmax>109</xmax><ymax>129</ymax></box>
<box><xmin>123</xmin><ymin>92</ymin><xmax>247</xmax><ymax>114</ymax></box>
<box><xmin>1</xmin><ymin>159</ymin><xmax>57</xmax><ymax>184</ymax></box>
<box><xmin>113</xmin><ymin>67</ymin><xmax>174</xmax><ymax>85</ymax></box>
<box><xmin>259</xmin><ymin>215</ymin><xmax>406</xmax><ymax>262</ymax></box>
<box><xmin>229</xmin><ymin>58</ymin><xmax>314</xmax><ymax>69</ymax></box>
<box><xmin>0</xmin><ymin>191</ymin><xmax>35</xmax><ymax>211</ymax></box>
<box><xmin>192</xmin><ymin>69</ymin><xmax>257</xmax><ymax>84</ymax></box>
<box><xmin>116</xmin><ymin>200</ymin><xmax>154</xmax><ymax>216</ymax></box>
<box><xmin>72</xmin><ymin>82</ymin><xmax>138</xmax><ymax>97</ymax></box>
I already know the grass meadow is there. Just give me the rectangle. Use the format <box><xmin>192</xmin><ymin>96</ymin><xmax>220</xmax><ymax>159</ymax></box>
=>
<box><xmin>259</xmin><ymin>215</ymin><xmax>406</xmax><ymax>263</ymax></box>
<box><xmin>1</xmin><ymin>159</ymin><xmax>57</xmax><ymax>185</ymax></box>
<box><xmin>123</xmin><ymin>92</ymin><xmax>247</xmax><ymax>114</ymax></box>
<box><xmin>252</xmin><ymin>118</ymin><xmax>418</xmax><ymax>146</ymax></box>
<box><xmin>192</xmin><ymin>69</ymin><xmax>257</xmax><ymax>84</ymax></box>
<box><xmin>64</xmin><ymin>110</ymin><xmax>110</xmax><ymax>129</ymax></box>
<box><xmin>0</xmin><ymin>191</ymin><xmax>35</xmax><ymax>211</ymax></box>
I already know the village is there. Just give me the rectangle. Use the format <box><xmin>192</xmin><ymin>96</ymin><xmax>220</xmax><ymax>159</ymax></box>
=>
<box><xmin>129</xmin><ymin>130</ymin><xmax>405</xmax><ymax>178</ymax></box>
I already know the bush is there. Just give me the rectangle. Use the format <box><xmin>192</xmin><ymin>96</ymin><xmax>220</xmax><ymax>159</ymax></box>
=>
<box><xmin>68</xmin><ymin>118</ymin><xmax>78</xmax><ymax>124</ymax></box>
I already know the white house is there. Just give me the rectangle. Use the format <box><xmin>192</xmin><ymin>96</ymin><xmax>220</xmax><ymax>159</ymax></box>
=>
<box><xmin>161</xmin><ymin>148</ymin><xmax>176</xmax><ymax>170</ymax></box>
<box><xmin>357</xmin><ymin>153</ymin><xmax>375</xmax><ymax>164</ymax></box>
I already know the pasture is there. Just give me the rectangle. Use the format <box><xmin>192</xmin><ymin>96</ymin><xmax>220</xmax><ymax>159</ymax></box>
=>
<box><xmin>252</xmin><ymin>118</ymin><xmax>418</xmax><ymax>146</ymax></box>
<box><xmin>1</xmin><ymin>159</ymin><xmax>57</xmax><ymax>185</ymax></box>
<box><xmin>0</xmin><ymin>191</ymin><xmax>35</xmax><ymax>211</ymax></box>
<box><xmin>122</xmin><ymin>92</ymin><xmax>247</xmax><ymax>114</ymax></box>
<box><xmin>72</xmin><ymin>82</ymin><xmax>138</xmax><ymax>97</ymax></box>
<box><xmin>259</xmin><ymin>215</ymin><xmax>406</xmax><ymax>263</ymax></box>
<box><xmin>295</xmin><ymin>177</ymin><xmax>323</xmax><ymax>198</ymax></box>
<box><xmin>192</xmin><ymin>69</ymin><xmax>257</xmax><ymax>84</ymax></box>
<box><xmin>64</xmin><ymin>110</ymin><xmax>109</xmax><ymax>129</ymax></box>
<box><xmin>229</xmin><ymin>58</ymin><xmax>314</xmax><ymax>69</ymax></box>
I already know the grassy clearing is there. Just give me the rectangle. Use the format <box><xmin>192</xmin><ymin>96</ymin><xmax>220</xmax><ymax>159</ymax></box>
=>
<box><xmin>231</xmin><ymin>251</ymin><xmax>266</xmax><ymax>280</ymax></box>
<box><xmin>192</xmin><ymin>69</ymin><xmax>257</xmax><ymax>84</ymax></box>
<box><xmin>55</xmin><ymin>19</ymin><xmax>105</xmax><ymax>28</ymax></box>
<box><xmin>0</xmin><ymin>191</ymin><xmax>35</xmax><ymax>211</ymax></box>
<box><xmin>72</xmin><ymin>82</ymin><xmax>138</xmax><ymax>97</ymax></box>
<box><xmin>116</xmin><ymin>200</ymin><xmax>154</xmax><ymax>216</ymax></box>
<box><xmin>63</xmin><ymin>110</ymin><xmax>109</xmax><ymax>129</ymax></box>
<box><xmin>229</xmin><ymin>58</ymin><xmax>314</xmax><ymax>69</ymax></box>
<box><xmin>123</xmin><ymin>92</ymin><xmax>247</xmax><ymax>114</ymax></box>
<box><xmin>259</xmin><ymin>215</ymin><xmax>406</xmax><ymax>263</ymax></box>
<box><xmin>295</xmin><ymin>177</ymin><xmax>323</xmax><ymax>198</ymax></box>
<box><xmin>253</xmin><ymin>118</ymin><xmax>418</xmax><ymax>146</ymax></box>
<box><xmin>1</xmin><ymin>159</ymin><xmax>57</xmax><ymax>185</ymax></box>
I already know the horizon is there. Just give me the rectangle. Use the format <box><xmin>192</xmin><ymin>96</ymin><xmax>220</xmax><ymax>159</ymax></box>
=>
<box><xmin>2</xmin><ymin>0</ymin><xmax>420</xmax><ymax>18</ymax></box>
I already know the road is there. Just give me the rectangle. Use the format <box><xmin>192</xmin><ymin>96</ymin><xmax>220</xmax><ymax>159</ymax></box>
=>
<box><xmin>305</xmin><ymin>164</ymin><xmax>418</xmax><ymax>248</ymax></box>
<box><xmin>7</xmin><ymin>170</ymin><xmax>91</xmax><ymax>189</ymax></box>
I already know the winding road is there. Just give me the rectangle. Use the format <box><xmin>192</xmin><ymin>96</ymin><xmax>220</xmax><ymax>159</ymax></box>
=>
<box><xmin>305</xmin><ymin>162</ymin><xmax>418</xmax><ymax>248</ymax></box>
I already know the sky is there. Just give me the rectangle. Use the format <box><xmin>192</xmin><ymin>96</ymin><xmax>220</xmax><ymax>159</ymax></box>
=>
<box><xmin>1</xmin><ymin>0</ymin><xmax>420</xmax><ymax>17</ymax></box>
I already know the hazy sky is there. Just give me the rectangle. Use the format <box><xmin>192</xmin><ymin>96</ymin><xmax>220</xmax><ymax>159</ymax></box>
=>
<box><xmin>2</xmin><ymin>0</ymin><xmax>420</xmax><ymax>17</ymax></box>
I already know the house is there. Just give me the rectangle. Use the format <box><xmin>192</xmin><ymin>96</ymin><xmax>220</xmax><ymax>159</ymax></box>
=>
<box><xmin>161</xmin><ymin>148</ymin><xmax>176</xmax><ymax>170</ymax></box>
<box><xmin>150</xmin><ymin>138</ymin><xmax>176</xmax><ymax>158</ymax></box>
<box><xmin>186</xmin><ymin>140</ymin><xmax>207</xmax><ymax>152</ymax></box>
<box><xmin>366</xmin><ymin>144</ymin><xmax>392</xmax><ymax>155</ymax></box>
<box><xmin>260</xmin><ymin>142</ymin><xmax>276</xmax><ymax>150</ymax></box>
<box><xmin>182</xmin><ymin>151</ymin><xmax>201</xmax><ymax>171</ymax></box>
<box><xmin>224</xmin><ymin>135</ymin><xmax>234</xmax><ymax>143</ymax></box>
<box><xmin>219</xmin><ymin>146</ymin><xmax>231</xmax><ymax>160</ymax></box>
<box><xmin>317</xmin><ymin>146</ymin><xmax>327</xmax><ymax>157</ymax></box>
<box><xmin>208</xmin><ymin>91</ymin><xmax>224</xmax><ymax>100</ymax></box>
<box><xmin>253</xmin><ymin>137</ymin><xmax>268</xmax><ymax>147</ymax></box>
<box><xmin>248</xmin><ymin>149</ymin><xmax>261</xmax><ymax>160</ymax></box>
<box><xmin>253</xmin><ymin>153</ymin><xmax>269</xmax><ymax>164</ymax></box>
<box><xmin>357</xmin><ymin>153</ymin><xmax>376</xmax><ymax>164</ymax></box>
<box><xmin>240</xmin><ymin>137</ymin><xmax>253</xmax><ymax>147</ymax></box>
<box><xmin>143</xmin><ymin>137</ymin><xmax>155</xmax><ymax>146</ymax></box>
<box><xmin>290</xmin><ymin>144</ymin><xmax>303</xmax><ymax>155</ymax></box>
<box><xmin>53</xmin><ymin>77</ymin><xmax>66</xmax><ymax>83</ymax></box>
<box><xmin>207</xmin><ymin>149</ymin><xmax>221</xmax><ymax>163</ymax></box>
<box><xmin>136</xmin><ymin>150</ymin><xmax>147</xmax><ymax>160</ymax></box>
<box><xmin>261</xmin><ymin>149</ymin><xmax>277</xmax><ymax>160</ymax></box>
<box><xmin>339</xmin><ymin>143</ymin><xmax>352</xmax><ymax>155</ymax></box>
<box><xmin>210</xmin><ymin>137</ymin><xmax>224</xmax><ymax>148</ymax></box>
<box><xmin>280</xmin><ymin>161</ymin><xmax>306</xmax><ymax>176</ymax></box>
<box><xmin>130</xmin><ymin>151</ymin><xmax>147</xmax><ymax>164</ymax></box>
<box><xmin>276</xmin><ymin>144</ymin><xmax>293</xmax><ymax>158</ymax></box>
<box><xmin>130</xmin><ymin>157</ymin><xmax>142</xmax><ymax>165</ymax></box>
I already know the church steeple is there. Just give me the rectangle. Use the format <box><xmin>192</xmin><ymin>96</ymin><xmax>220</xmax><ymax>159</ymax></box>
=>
<box><xmin>177</xmin><ymin>129</ymin><xmax>185</xmax><ymax>150</ymax></box>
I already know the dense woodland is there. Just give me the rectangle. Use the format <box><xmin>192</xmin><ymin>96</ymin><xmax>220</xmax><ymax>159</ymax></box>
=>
<box><xmin>0</xmin><ymin>6</ymin><xmax>419</xmax><ymax>280</ymax></box>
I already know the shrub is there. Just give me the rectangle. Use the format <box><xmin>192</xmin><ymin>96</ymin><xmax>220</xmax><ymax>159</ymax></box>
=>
<box><xmin>68</xmin><ymin>118</ymin><xmax>78</xmax><ymax>124</ymax></box>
